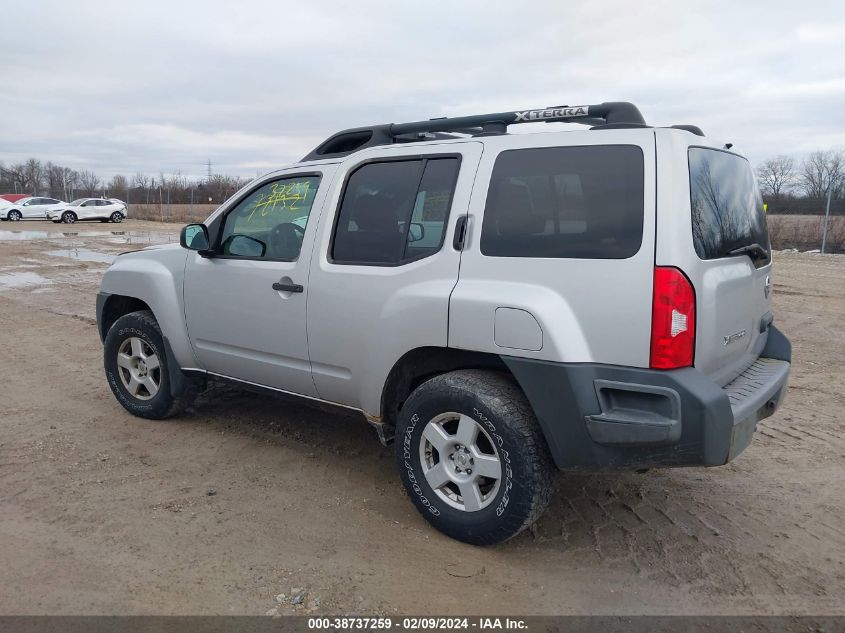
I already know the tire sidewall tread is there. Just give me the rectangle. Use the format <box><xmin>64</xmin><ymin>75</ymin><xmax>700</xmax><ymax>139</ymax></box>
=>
<box><xmin>395</xmin><ymin>369</ymin><xmax>554</xmax><ymax>545</ymax></box>
<box><xmin>103</xmin><ymin>310</ymin><xmax>195</xmax><ymax>419</ymax></box>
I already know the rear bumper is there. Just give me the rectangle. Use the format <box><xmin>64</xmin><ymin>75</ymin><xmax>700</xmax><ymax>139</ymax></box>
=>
<box><xmin>503</xmin><ymin>325</ymin><xmax>791</xmax><ymax>471</ymax></box>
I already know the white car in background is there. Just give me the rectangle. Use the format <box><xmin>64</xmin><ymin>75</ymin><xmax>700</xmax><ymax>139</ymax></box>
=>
<box><xmin>0</xmin><ymin>196</ymin><xmax>67</xmax><ymax>221</ymax></box>
<box><xmin>50</xmin><ymin>198</ymin><xmax>127</xmax><ymax>224</ymax></box>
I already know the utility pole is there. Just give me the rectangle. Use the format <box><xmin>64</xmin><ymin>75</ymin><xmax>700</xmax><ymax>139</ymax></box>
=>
<box><xmin>821</xmin><ymin>185</ymin><xmax>833</xmax><ymax>254</ymax></box>
<box><xmin>207</xmin><ymin>159</ymin><xmax>212</xmax><ymax>182</ymax></box>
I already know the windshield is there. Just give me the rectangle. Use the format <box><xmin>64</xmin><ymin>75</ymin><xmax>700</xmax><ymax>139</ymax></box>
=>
<box><xmin>69</xmin><ymin>199</ymin><xmax>85</xmax><ymax>206</ymax></box>
<box><xmin>689</xmin><ymin>147</ymin><xmax>770</xmax><ymax>268</ymax></box>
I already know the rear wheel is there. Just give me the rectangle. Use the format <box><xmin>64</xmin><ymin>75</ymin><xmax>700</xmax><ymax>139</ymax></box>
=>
<box><xmin>61</xmin><ymin>211</ymin><xmax>77</xmax><ymax>224</ymax></box>
<box><xmin>104</xmin><ymin>310</ymin><xmax>197</xmax><ymax>419</ymax></box>
<box><xmin>8</xmin><ymin>210</ymin><xmax>22</xmax><ymax>221</ymax></box>
<box><xmin>395</xmin><ymin>369</ymin><xmax>555</xmax><ymax>545</ymax></box>
<box><xmin>110</xmin><ymin>211</ymin><xmax>124</xmax><ymax>223</ymax></box>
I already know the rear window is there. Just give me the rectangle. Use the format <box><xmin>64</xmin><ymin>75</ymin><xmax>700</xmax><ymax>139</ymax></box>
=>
<box><xmin>689</xmin><ymin>147</ymin><xmax>770</xmax><ymax>267</ymax></box>
<box><xmin>480</xmin><ymin>145</ymin><xmax>644</xmax><ymax>259</ymax></box>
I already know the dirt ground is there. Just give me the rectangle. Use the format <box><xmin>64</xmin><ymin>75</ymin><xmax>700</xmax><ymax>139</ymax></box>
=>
<box><xmin>0</xmin><ymin>220</ymin><xmax>843</xmax><ymax>616</ymax></box>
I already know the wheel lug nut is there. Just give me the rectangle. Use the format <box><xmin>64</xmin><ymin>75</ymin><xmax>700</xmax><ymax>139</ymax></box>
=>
<box><xmin>466</xmin><ymin>469</ymin><xmax>472</xmax><ymax>475</ymax></box>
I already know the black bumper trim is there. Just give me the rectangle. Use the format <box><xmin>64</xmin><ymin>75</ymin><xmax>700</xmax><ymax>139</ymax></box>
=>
<box><xmin>502</xmin><ymin>326</ymin><xmax>791</xmax><ymax>471</ymax></box>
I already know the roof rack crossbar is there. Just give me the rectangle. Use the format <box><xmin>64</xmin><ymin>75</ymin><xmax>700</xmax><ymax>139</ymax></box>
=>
<box><xmin>301</xmin><ymin>101</ymin><xmax>646</xmax><ymax>161</ymax></box>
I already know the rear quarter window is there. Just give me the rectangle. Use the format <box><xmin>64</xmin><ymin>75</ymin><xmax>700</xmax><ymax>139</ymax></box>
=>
<box><xmin>688</xmin><ymin>147</ymin><xmax>771</xmax><ymax>267</ymax></box>
<box><xmin>480</xmin><ymin>145</ymin><xmax>644</xmax><ymax>259</ymax></box>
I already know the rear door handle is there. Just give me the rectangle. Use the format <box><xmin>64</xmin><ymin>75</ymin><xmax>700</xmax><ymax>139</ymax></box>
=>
<box><xmin>272</xmin><ymin>282</ymin><xmax>303</xmax><ymax>293</ymax></box>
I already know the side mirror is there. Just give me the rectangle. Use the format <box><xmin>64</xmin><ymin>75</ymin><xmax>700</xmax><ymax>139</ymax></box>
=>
<box><xmin>180</xmin><ymin>223</ymin><xmax>210</xmax><ymax>252</ymax></box>
<box><xmin>408</xmin><ymin>222</ymin><xmax>425</xmax><ymax>243</ymax></box>
<box><xmin>226</xmin><ymin>234</ymin><xmax>266</xmax><ymax>258</ymax></box>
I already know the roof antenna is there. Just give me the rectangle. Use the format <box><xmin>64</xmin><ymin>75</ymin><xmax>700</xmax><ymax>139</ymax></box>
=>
<box><xmin>724</xmin><ymin>143</ymin><xmax>733</xmax><ymax>149</ymax></box>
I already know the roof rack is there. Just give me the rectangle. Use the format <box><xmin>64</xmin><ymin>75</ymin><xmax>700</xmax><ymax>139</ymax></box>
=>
<box><xmin>301</xmin><ymin>101</ymin><xmax>647</xmax><ymax>161</ymax></box>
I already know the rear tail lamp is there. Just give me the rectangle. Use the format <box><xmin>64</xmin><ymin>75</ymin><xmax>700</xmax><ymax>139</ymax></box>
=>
<box><xmin>650</xmin><ymin>266</ymin><xmax>696</xmax><ymax>369</ymax></box>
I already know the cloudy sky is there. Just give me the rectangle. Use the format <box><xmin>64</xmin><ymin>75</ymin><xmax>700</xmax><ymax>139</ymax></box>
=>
<box><xmin>1</xmin><ymin>0</ymin><xmax>843</xmax><ymax>181</ymax></box>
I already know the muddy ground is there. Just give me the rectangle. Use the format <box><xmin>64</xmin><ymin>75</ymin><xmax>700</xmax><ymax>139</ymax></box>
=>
<box><xmin>0</xmin><ymin>220</ymin><xmax>842</xmax><ymax>615</ymax></box>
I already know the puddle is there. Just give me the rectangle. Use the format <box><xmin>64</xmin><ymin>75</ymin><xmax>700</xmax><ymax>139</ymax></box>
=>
<box><xmin>0</xmin><ymin>230</ymin><xmax>53</xmax><ymax>241</ymax></box>
<box><xmin>47</xmin><ymin>249</ymin><xmax>116</xmax><ymax>264</ymax></box>
<box><xmin>0</xmin><ymin>271</ymin><xmax>52</xmax><ymax>289</ymax></box>
<box><xmin>107</xmin><ymin>233</ymin><xmax>176</xmax><ymax>246</ymax></box>
<box><xmin>0</xmin><ymin>229</ymin><xmax>176</xmax><ymax>243</ymax></box>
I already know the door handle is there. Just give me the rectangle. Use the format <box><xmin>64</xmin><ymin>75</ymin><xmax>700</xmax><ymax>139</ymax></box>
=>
<box><xmin>272</xmin><ymin>281</ymin><xmax>304</xmax><ymax>293</ymax></box>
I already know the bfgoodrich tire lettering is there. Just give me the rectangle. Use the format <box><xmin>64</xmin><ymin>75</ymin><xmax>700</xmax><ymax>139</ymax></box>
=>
<box><xmin>395</xmin><ymin>369</ymin><xmax>555</xmax><ymax>545</ymax></box>
<box><xmin>103</xmin><ymin>310</ymin><xmax>196</xmax><ymax>419</ymax></box>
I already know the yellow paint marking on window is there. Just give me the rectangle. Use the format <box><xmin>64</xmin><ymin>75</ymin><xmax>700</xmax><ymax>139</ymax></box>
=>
<box><xmin>246</xmin><ymin>181</ymin><xmax>311</xmax><ymax>222</ymax></box>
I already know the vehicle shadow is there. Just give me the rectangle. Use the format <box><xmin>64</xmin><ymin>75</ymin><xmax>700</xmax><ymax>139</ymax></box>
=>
<box><xmin>180</xmin><ymin>380</ymin><xmax>795</xmax><ymax>596</ymax></box>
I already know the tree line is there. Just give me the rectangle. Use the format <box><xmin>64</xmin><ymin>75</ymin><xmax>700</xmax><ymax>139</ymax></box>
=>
<box><xmin>3</xmin><ymin>150</ymin><xmax>844</xmax><ymax>214</ymax></box>
<box><xmin>757</xmin><ymin>150</ymin><xmax>845</xmax><ymax>215</ymax></box>
<box><xmin>0</xmin><ymin>158</ymin><xmax>252</xmax><ymax>205</ymax></box>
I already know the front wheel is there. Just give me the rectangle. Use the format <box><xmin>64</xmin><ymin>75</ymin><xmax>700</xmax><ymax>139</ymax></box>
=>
<box><xmin>61</xmin><ymin>211</ymin><xmax>77</xmax><ymax>224</ymax></box>
<box><xmin>104</xmin><ymin>310</ymin><xmax>196</xmax><ymax>419</ymax></box>
<box><xmin>7</xmin><ymin>210</ymin><xmax>22</xmax><ymax>221</ymax></box>
<box><xmin>110</xmin><ymin>211</ymin><xmax>124</xmax><ymax>223</ymax></box>
<box><xmin>395</xmin><ymin>369</ymin><xmax>555</xmax><ymax>545</ymax></box>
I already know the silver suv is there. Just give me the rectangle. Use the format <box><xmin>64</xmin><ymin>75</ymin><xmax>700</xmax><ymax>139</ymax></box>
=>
<box><xmin>96</xmin><ymin>102</ymin><xmax>791</xmax><ymax>545</ymax></box>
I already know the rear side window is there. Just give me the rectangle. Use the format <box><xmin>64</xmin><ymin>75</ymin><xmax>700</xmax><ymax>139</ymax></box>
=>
<box><xmin>689</xmin><ymin>148</ymin><xmax>770</xmax><ymax>267</ymax></box>
<box><xmin>480</xmin><ymin>145</ymin><xmax>644</xmax><ymax>259</ymax></box>
<box><xmin>331</xmin><ymin>157</ymin><xmax>460</xmax><ymax>265</ymax></box>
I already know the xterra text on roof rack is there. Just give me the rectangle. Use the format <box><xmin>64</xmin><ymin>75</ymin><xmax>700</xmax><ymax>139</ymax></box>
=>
<box><xmin>96</xmin><ymin>101</ymin><xmax>791</xmax><ymax>544</ymax></box>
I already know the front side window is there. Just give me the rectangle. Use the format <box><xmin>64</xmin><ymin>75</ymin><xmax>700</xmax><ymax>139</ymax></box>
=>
<box><xmin>689</xmin><ymin>148</ymin><xmax>770</xmax><ymax>267</ymax></box>
<box><xmin>480</xmin><ymin>145</ymin><xmax>644</xmax><ymax>259</ymax></box>
<box><xmin>331</xmin><ymin>157</ymin><xmax>460</xmax><ymax>265</ymax></box>
<box><xmin>219</xmin><ymin>175</ymin><xmax>321</xmax><ymax>260</ymax></box>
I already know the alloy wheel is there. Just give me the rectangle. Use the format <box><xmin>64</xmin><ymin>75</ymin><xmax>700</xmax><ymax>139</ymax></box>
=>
<box><xmin>419</xmin><ymin>412</ymin><xmax>503</xmax><ymax>512</ymax></box>
<box><xmin>116</xmin><ymin>337</ymin><xmax>161</xmax><ymax>400</ymax></box>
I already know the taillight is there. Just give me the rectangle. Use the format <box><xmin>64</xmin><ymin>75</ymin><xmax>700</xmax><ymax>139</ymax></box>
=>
<box><xmin>650</xmin><ymin>266</ymin><xmax>696</xmax><ymax>370</ymax></box>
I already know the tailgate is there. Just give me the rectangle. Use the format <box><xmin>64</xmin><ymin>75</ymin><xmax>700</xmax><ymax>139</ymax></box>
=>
<box><xmin>695</xmin><ymin>257</ymin><xmax>772</xmax><ymax>382</ymax></box>
<box><xmin>687</xmin><ymin>147</ymin><xmax>773</xmax><ymax>384</ymax></box>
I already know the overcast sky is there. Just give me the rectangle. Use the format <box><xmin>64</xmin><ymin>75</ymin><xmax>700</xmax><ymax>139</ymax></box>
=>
<box><xmin>1</xmin><ymin>0</ymin><xmax>843</xmax><ymax>181</ymax></box>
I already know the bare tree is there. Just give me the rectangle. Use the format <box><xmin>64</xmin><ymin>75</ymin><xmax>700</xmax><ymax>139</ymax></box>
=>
<box><xmin>132</xmin><ymin>172</ymin><xmax>152</xmax><ymax>203</ymax></box>
<box><xmin>132</xmin><ymin>172</ymin><xmax>150</xmax><ymax>190</ymax></box>
<box><xmin>756</xmin><ymin>155</ymin><xmax>794</xmax><ymax>199</ymax></box>
<box><xmin>0</xmin><ymin>162</ymin><xmax>28</xmax><ymax>193</ymax></box>
<box><xmin>109</xmin><ymin>174</ymin><xmax>128</xmax><ymax>198</ymax></box>
<box><xmin>22</xmin><ymin>158</ymin><xmax>45</xmax><ymax>195</ymax></box>
<box><xmin>62</xmin><ymin>167</ymin><xmax>80</xmax><ymax>201</ymax></box>
<box><xmin>45</xmin><ymin>162</ymin><xmax>69</xmax><ymax>199</ymax></box>
<box><xmin>78</xmin><ymin>170</ymin><xmax>101</xmax><ymax>196</ymax></box>
<box><xmin>800</xmin><ymin>150</ymin><xmax>844</xmax><ymax>200</ymax></box>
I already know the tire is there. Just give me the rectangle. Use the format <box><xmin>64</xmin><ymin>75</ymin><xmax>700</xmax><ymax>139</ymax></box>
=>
<box><xmin>104</xmin><ymin>310</ymin><xmax>197</xmax><ymax>419</ymax></box>
<box><xmin>8</xmin><ymin>210</ymin><xmax>22</xmax><ymax>221</ymax></box>
<box><xmin>395</xmin><ymin>369</ymin><xmax>555</xmax><ymax>545</ymax></box>
<box><xmin>110</xmin><ymin>211</ymin><xmax>124</xmax><ymax>223</ymax></box>
<box><xmin>61</xmin><ymin>211</ymin><xmax>77</xmax><ymax>224</ymax></box>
